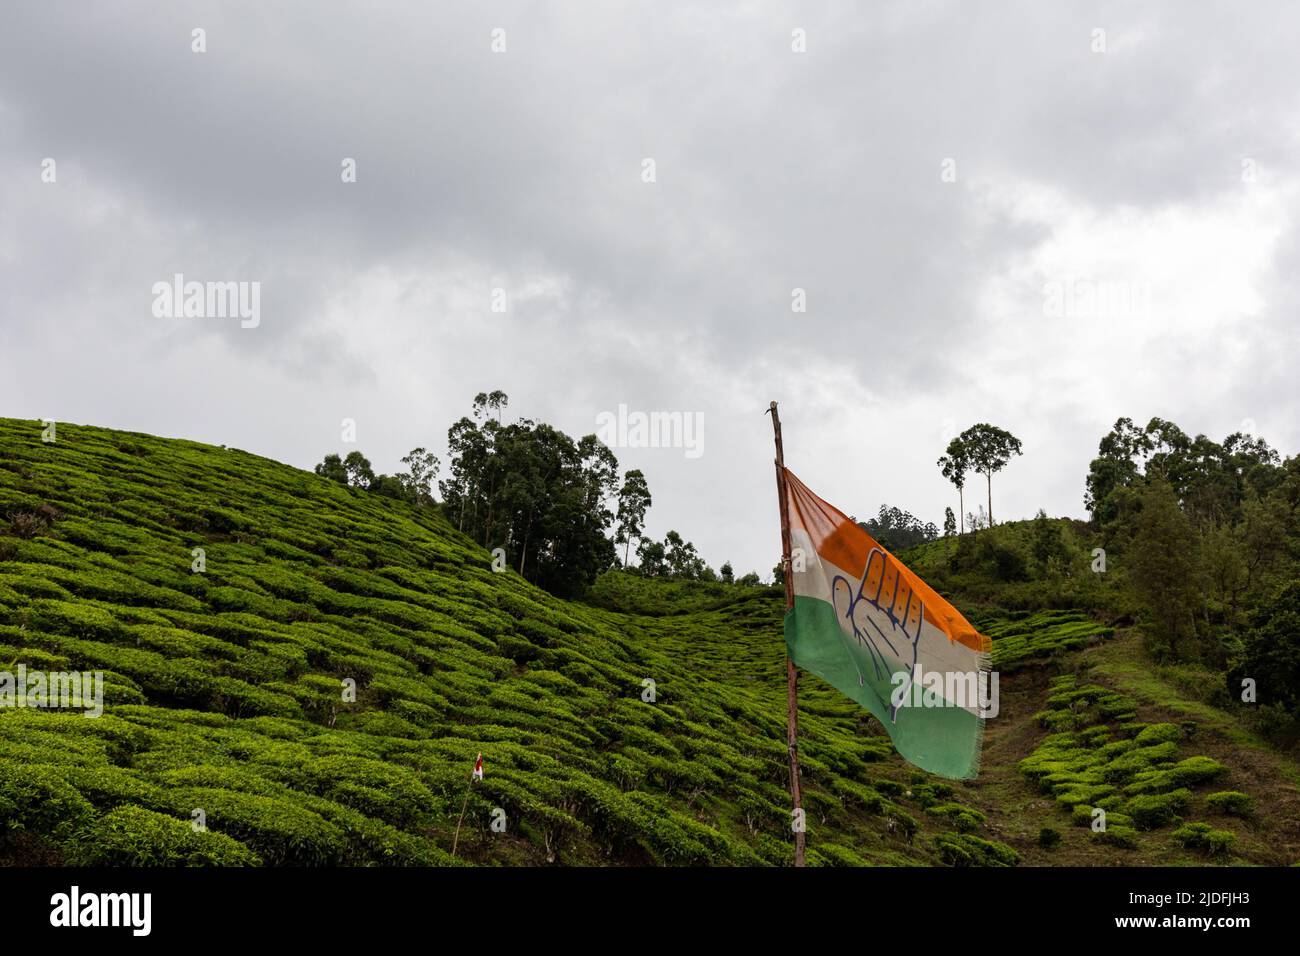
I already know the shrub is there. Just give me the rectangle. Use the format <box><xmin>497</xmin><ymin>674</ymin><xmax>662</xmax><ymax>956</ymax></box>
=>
<box><xmin>28</xmin><ymin>599</ymin><xmax>126</xmax><ymax>641</ymax></box>
<box><xmin>1205</xmin><ymin>791</ymin><xmax>1254</xmax><ymax>817</ymax></box>
<box><xmin>1168</xmin><ymin>756</ymin><xmax>1226</xmax><ymax>787</ymax></box>
<box><xmin>8</xmin><ymin>510</ymin><xmax>51</xmax><ymax>539</ymax></box>
<box><xmin>68</xmin><ymin>806</ymin><xmax>262</xmax><ymax>866</ymax></box>
<box><xmin>165</xmin><ymin>788</ymin><xmax>347</xmax><ymax>865</ymax></box>
<box><xmin>926</xmin><ymin>803</ymin><xmax>986</xmax><ymax>833</ymax></box>
<box><xmin>1103</xmin><ymin>741</ymin><xmax>1179</xmax><ymax>782</ymax></box>
<box><xmin>55</xmin><ymin>765</ymin><xmax>167</xmax><ymax>810</ymax></box>
<box><xmin>934</xmin><ymin>833</ymin><xmax>1019</xmax><ymax>867</ymax></box>
<box><xmin>301</xmin><ymin>755</ymin><xmax>439</xmax><ymax>827</ymax></box>
<box><xmin>874</xmin><ymin>779</ymin><xmax>904</xmax><ymax>798</ymax></box>
<box><xmin>884</xmin><ymin>806</ymin><xmax>919</xmax><ymax>840</ymax></box>
<box><xmin>1126</xmin><ymin>788</ymin><xmax>1192</xmax><ymax>829</ymax></box>
<box><xmin>0</xmin><ymin>764</ymin><xmax>95</xmax><ymax>839</ymax></box>
<box><xmin>1124</xmin><ymin>755</ymin><xmax>1226</xmax><ymax>795</ymax></box>
<box><xmin>1134</xmin><ymin>723</ymin><xmax>1181</xmax><ymax>745</ymax></box>
<box><xmin>1096</xmin><ymin>825</ymin><xmax>1139</xmax><ymax>849</ymax></box>
<box><xmin>810</xmin><ymin>843</ymin><xmax>870</xmax><ymax>867</ymax></box>
<box><xmin>829</xmin><ymin>779</ymin><xmax>884</xmax><ymax>813</ymax></box>
<box><xmin>1038</xmin><ymin>827</ymin><xmax>1061</xmax><ymax>848</ymax></box>
<box><xmin>1035</xmin><ymin>709</ymin><xmax>1083</xmax><ymax>732</ymax></box>
<box><xmin>1071</xmin><ymin>804</ymin><xmax>1101</xmax><ymax>828</ymax></box>
<box><xmin>1173</xmin><ymin>822</ymin><xmax>1235</xmax><ymax>856</ymax></box>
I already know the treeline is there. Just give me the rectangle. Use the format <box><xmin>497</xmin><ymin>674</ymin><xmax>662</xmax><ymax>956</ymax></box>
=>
<box><xmin>857</xmin><ymin>504</ymin><xmax>940</xmax><ymax>552</ymax></box>
<box><xmin>1084</xmin><ymin>416</ymin><xmax>1300</xmax><ymax>742</ymax></box>
<box><xmin>434</xmin><ymin>391</ymin><xmax>633</xmax><ymax>597</ymax></box>
<box><xmin>635</xmin><ymin>530</ymin><xmax>763</xmax><ymax>586</ymax></box>
<box><xmin>313</xmin><ymin>449</ymin><xmax>440</xmax><ymax>504</ymax></box>
<box><xmin>313</xmin><ymin>392</ymin><xmax>759</xmax><ymax>596</ymax></box>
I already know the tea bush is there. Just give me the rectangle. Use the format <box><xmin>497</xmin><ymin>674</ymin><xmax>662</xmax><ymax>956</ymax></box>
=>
<box><xmin>1204</xmin><ymin>790</ymin><xmax>1254</xmax><ymax>817</ymax></box>
<box><xmin>68</xmin><ymin>806</ymin><xmax>262</xmax><ymax>866</ymax></box>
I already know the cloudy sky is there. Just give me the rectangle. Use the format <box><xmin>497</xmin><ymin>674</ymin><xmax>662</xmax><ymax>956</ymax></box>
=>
<box><xmin>2</xmin><ymin>1</ymin><xmax>1298</xmax><ymax>576</ymax></box>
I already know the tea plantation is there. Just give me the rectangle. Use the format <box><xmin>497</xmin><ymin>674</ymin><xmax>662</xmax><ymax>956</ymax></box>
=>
<box><xmin>0</xmin><ymin>418</ymin><xmax>1016</xmax><ymax>866</ymax></box>
<box><xmin>1</xmin><ymin>418</ymin><xmax>1294</xmax><ymax>866</ymax></box>
<box><xmin>974</xmin><ymin>609</ymin><xmax>1116</xmax><ymax>672</ymax></box>
<box><xmin>1020</xmin><ymin>676</ymin><xmax>1235</xmax><ymax>853</ymax></box>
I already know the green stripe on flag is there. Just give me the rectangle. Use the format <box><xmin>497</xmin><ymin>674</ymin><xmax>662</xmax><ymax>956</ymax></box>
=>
<box><xmin>785</xmin><ymin>597</ymin><xmax>982</xmax><ymax>780</ymax></box>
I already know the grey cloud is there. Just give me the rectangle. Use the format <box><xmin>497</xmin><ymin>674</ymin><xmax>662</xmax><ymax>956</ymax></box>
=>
<box><xmin>2</xmin><ymin>0</ymin><xmax>1299</xmax><ymax>575</ymax></box>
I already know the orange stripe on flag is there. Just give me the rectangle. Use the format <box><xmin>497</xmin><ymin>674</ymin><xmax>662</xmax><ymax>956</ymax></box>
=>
<box><xmin>784</xmin><ymin>468</ymin><xmax>989</xmax><ymax>654</ymax></box>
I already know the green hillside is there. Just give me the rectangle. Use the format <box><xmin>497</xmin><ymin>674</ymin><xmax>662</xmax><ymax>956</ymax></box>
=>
<box><xmin>0</xmin><ymin>418</ymin><xmax>1296</xmax><ymax>866</ymax></box>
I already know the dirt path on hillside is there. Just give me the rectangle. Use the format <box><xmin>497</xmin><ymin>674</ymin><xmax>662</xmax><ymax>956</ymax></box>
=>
<box><xmin>953</xmin><ymin>633</ymin><xmax>1300</xmax><ymax>866</ymax></box>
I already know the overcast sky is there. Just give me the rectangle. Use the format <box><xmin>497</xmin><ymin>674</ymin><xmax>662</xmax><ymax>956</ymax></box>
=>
<box><xmin>2</xmin><ymin>1</ymin><xmax>1298</xmax><ymax>576</ymax></box>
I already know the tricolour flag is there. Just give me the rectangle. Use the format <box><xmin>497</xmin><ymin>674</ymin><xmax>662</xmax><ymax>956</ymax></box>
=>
<box><xmin>783</xmin><ymin>468</ymin><xmax>991</xmax><ymax>779</ymax></box>
<box><xmin>472</xmin><ymin>753</ymin><xmax>484</xmax><ymax>781</ymax></box>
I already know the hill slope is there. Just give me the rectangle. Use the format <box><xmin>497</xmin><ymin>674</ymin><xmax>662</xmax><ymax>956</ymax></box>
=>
<box><xmin>0</xmin><ymin>418</ymin><xmax>1295</xmax><ymax>866</ymax></box>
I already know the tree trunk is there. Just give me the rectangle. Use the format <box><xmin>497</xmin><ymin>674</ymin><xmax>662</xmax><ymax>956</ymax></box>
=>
<box><xmin>518</xmin><ymin>509</ymin><xmax>533</xmax><ymax>576</ymax></box>
<box><xmin>959</xmin><ymin>486</ymin><xmax>965</xmax><ymax>534</ymax></box>
<box><xmin>987</xmin><ymin>471</ymin><xmax>993</xmax><ymax>527</ymax></box>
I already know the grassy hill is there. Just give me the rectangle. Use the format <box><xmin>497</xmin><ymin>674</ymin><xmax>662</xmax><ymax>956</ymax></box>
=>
<box><xmin>0</xmin><ymin>417</ymin><xmax>1296</xmax><ymax>866</ymax></box>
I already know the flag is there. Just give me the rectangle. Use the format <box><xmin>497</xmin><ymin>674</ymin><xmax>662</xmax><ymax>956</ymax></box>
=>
<box><xmin>472</xmin><ymin>752</ymin><xmax>484</xmax><ymax>781</ymax></box>
<box><xmin>783</xmin><ymin>468</ymin><xmax>991</xmax><ymax>779</ymax></box>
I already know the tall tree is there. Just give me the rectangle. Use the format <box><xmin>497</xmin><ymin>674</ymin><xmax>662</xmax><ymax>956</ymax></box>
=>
<box><xmin>1029</xmin><ymin>508</ymin><xmax>1069</xmax><ymax>575</ymax></box>
<box><xmin>614</xmin><ymin>469</ymin><xmax>652</xmax><ymax>567</ymax></box>
<box><xmin>1085</xmin><ymin>416</ymin><xmax>1285</xmax><ymax>533</ymax></box>
<box><xmin>1228</xmin><ymin>581</ymin><xmax>1300</xmax><ymax>720</ymax></box>
<box><xmin>636</xmin><ymin>538</ymin><xmax>666</xmax><ymax>577</ymax></box>
<box><xmin>1132</xmin><ymin>480</ymin><xmax>1202</xmax><ymax>661</ymax></box>
<box><xmin>937</xmin><ymin>439</ymin><xmax>972</xmax><ymax>533</ymax></box>
<box><xmin>399</xmin><ymin>447</ymin><xmax>440</xmax><ymax>505</ymax></box>
<box><xmin>314</xmin><ymin>453</ymin><xmax>349</xmax><ymax>485</ymax></box>
<box><xmin>438</xmin><ymin>393</ymin><xmax>619</xmax><ymax>596</ymax></box>
<box><xmin>663</xmin><ymin>530</ymin><xmax>707</xmax><ymax>579</ymax></box>
<box><xmin>342</xmin><ymin>451</ymin><xmax>375</xmax><ymax>488</ymax></box>
<box><xmin>440</xmin><ymin>416</ymin><xmax>489</xmax><ymax>531</ymax></box>
<box><xmin>1085</xmin><ymin>416</ymin><xmax>1150</xmax><ymax>524</ymax></box>
<box><xmin>472</xmin><ymin>390</ymin><xmax>509</xmax><ymax>423</ymax></box>
<box><xmin>956</xmin><ymin>424</ymin><xmax>1023</xmax><ymax>526</ymax></box>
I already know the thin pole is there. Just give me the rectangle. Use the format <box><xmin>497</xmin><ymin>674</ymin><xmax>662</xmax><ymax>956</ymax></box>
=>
<box><xmin>450</xmin><ymin>777</ymin><xmax>472</xmax><ymax>858</ymax></box>
<box><xmin>768</xmin><ymin>401</ymin><xmax>806</xmax><ymax>868</ymax></box>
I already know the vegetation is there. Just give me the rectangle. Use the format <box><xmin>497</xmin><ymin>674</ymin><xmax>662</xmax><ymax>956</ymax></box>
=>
<box><xmin>0</xmin><ymin>417</ymin><xmax>1005</xmax><ymax>867</ymax></box>
<box><xmin>435</xmin><ymin>392</ymin><xmax>628</xmax><ymax>596</ymax></box>
<box><xmin>314</xmin><ymin>449</ymin><xmax>439</xmax><ymax>506</ymax></box>
<box><xmin>938</xmin><ymin>424</ymin><xmax>1023</xmax><ymax>530</ymax></box>
<box><xmin>614</xmin><ymin>470</ymin><xmax>651</xmax><ymax>569</ymax></box>
<box><xmin>937</xmin><ymin>441</ymin><xmax>971</xmax><ymax>534</ymax></box>
<box><xmin>1078</xmin><ymin>416</ymin><xmax>1300</xmax><ymax>742</ymax></box>
<box><xmin>856</xmin><ymin>505</ymin><xmax>939</xmax><ymax>552</ymax></box>
<box><xmin>1</xmin><ymin>410</ymin><xmax>1296</xmax><ymax>868</ymax></box>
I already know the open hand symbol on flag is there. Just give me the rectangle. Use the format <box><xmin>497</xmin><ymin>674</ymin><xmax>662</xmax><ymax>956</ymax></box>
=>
<box><xmin>830</xmin><ymin>547</ymin><xmax>925</xmax><ymax>723</ymax></box>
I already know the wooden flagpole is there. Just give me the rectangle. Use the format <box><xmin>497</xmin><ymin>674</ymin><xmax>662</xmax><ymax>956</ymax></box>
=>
<box><xmin>768</xmin><ymin>401</ymin><xmax>806</xmax><ymax>867</ymax></box>
<box><xmin>451</xmin><ymin>754</ymin><xmax>480</xmax><ymax>858</ymax></box>
<box><xmin>450</xmin><ymin>776</ymin><xmax>472</xmax><ymax>858</ymax></box>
